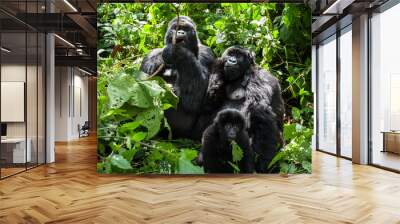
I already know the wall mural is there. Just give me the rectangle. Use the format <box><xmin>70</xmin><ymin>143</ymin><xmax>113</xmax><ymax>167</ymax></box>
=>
<box><xmin>97</xmin><ymin>3</ymin><xmax>312</xmax><ymax>174</ymax></box>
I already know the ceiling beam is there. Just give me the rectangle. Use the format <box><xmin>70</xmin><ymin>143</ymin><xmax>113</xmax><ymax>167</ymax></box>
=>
<box><xmin>67</xmin><ymin>13</ymin><xmax>97</xmax><ymax>47</ymax></box>
<box><xmin>55</xmin><ymin>55</ymin><xmax>96</xmax><ymax>73</ymax></box>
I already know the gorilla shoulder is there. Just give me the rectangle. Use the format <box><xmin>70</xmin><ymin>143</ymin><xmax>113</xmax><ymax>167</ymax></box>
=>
<box><xmin>140</xmin><ymin>48</ymin><xmax>164</xmax><ymax>75</ymax></box>
<box><xmin>198</xmin><ymin>45</ymin><xmax>215</xmax><ymax>71</ymax></box>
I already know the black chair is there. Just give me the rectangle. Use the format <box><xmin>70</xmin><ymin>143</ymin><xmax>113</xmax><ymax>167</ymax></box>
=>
<box><xmin>79</xmin><ymin>121</ymin><xmax>90</xmax><ymax>138</ymax></box>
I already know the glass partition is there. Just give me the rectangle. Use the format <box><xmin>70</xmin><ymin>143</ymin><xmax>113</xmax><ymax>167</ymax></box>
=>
<box><xmin>339</xmin><ymin>26</ymin><xmax>352</xmax><ymax>158</ymax></box>
<box><xmin>0</xmin><ymin>25</ymin><xmax>28</xmax><ymax>178</ymax></box>
<box><xmin>317</xmin><ymin>35</ymin><xmax>337</xmax><ymax>154</ymax></box>
<box><xmin>370</xmin><ymin>4</ymin><xmax>400</xmax><ymax>171</ymax></box>
<box><xmin>0</xmin><ymin>1</ymin><xmax>46</xmax><ymax>179</ymax></box>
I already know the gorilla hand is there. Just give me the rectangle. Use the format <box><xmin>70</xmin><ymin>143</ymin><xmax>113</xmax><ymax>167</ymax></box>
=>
<box><xmin>162</xmin><ymin>44</ymin><xmax>194</xmax><ymax>66</ymax></box>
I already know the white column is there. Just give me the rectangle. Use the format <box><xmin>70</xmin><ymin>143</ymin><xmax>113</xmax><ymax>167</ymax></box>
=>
<box><xmin>46</xmin><ymin>32</ymin><xmax>55</xmax><ymax>163</ymax></box>
<box><xmin>352</xmin><ymin>14</ymin><xmax>369</xmax><ymax>164</ymax></box>
<box><xmin>311</xmin><ymin>45</ymin><xmax>317</xmax><ymax>150</ymax></box>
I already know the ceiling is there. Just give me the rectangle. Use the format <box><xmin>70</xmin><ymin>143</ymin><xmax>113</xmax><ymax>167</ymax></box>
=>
<box><xmin>312</xmin><ymin>0</ymin><xmax>390</xmax><ymax>43</ymax></box>
<box><xmin>0</xmin><ymin>0</ymin><xmax>97</xmax><ymax>75</ymax></box>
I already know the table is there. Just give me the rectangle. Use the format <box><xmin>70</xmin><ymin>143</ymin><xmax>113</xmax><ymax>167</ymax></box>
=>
<box><xmin>381</xmin><ymin>131</ymin><xmax>400</xmax><ymax>154</ymax></box>
<box><xmin>1</xmin><ymin>138</ymin><xmax>31</xmax><ymax>163</ymax></box>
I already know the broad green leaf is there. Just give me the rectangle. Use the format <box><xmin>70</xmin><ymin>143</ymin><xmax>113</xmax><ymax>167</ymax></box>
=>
<box><xmin>132</xmin><ymin>132</ymin><xmax>147</xmax><ymax>142</ymax></box>
<box><xmin>119</xmin><ymin>121</ymin><xmax>141</xmax><ymax>134</ymax></box>
<box><xmin>291</xmin><ymin>107</ymin><xmax>301</xmax><ymax>121</ymax></box>
<box><xmin>268</xmin><ymin>151</ymin><xmax>283</xmax><ymax>169</ymax></box>
<box><xmin>231</xmin><ymin>141</ymin><xmax>243</xmax><ymax>162</ymax></box>
<box><xmin>129</xmin><ymin>82</ymin><xmax>153</xmax><ymax>108</ymax></box>
<box><xmin>110</xmin><ymin>154</ymin><xmax>133</xmax><ymax>170</ymax></box>
<box><xmin>107</xmin><ymin>73</ymin><xmax>135</xmax><ymax>108</ymax></box>
<box><xmin>283</xmin><ymin>123</ymin><xmax>296</xmax><ymax>140</ymax></box>
<box><xmin>121</xmin><ymin>148</ymin><xmax>137</xmax><ymax>162</ymax></box>
<box><xmin>135</xmin><ymin>108</ymin><xmax>163</xmax><ymax>139</ymax></box>
<box><xmin>178</xmin><ymin>149</ymin><xmax>204</xmax><ymax>174</ymax></box>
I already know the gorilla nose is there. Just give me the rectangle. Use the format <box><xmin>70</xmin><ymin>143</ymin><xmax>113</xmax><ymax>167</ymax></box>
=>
<box><xmin>177</xmin><ymin>30</ymin><xmax>186</xmax><ymax>37</ymax></box>
<box><xmin>227</xmin><ymin>131</ymin><xmax>236</xmax><ymax>140</ymax></box>
<box><xmin>228</xmin><ymin>57</ymin><xmax>237</xmax><ymax>65</ymax></box>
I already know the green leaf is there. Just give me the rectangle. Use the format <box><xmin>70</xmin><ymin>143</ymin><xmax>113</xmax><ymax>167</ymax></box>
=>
<box><xmin>135</xmin><ymin>108</ymin><xmax>163</xmax><ymax>139</ymax></box>
<box><xmin>292</xmin><ymin>107</ymin><xmax>301</xmax><ymax>121</ymax></box>
<box><xmin>214</xmin><ymin>20</ymin><xmax>225</xmax><ymax>30</ymax></box>
<box><xmin>97</xmin><ymin>161</ymin><xmax>112</xmax><ymax>174</ymax></box>
<box><xmin>228</xmin><ymin>161</ymin><xmax>240</xmax><ymax>173</ymax></box>
<box><xmin>119</xmin><ymin>121</ymin><xmax>141</xmax><ymax>134</ymax></box>
<box><xmin>129</xmin><ymin>82</ymin><xmax>153</xmax><ymax>108</ymax></box>
<box><xmin>139</xmin><ymin>81</ymin><xmax>165</xmax><ymax>98</ymax></box>
<box><xmin>301</xmin><ymin>160</ymin><xmax>312</xmax><ymax>173</ymax></box>
<box><xmin>231</xmin><ymin>141</ymin><xmax>243</xmax><ymax>162</ymax></box>
<box><xmin>151</xmin><ymin>77</ymin><xmax>178</xmax><ymax>109</ymax></box>
<box><xmin>178</xmin><ymin>149</ymin><xmax>204</xmax><ymax>174</ymax></box>
<box><xmin>110</xmin><ymin>154</ymin><xmax>133</xmax><ymax>170</ymax></box>
<box><xmin>107</xmin><ymin>73</ymin><xmax>135</xmax><ymax>108</ymax></box>
<box><xmin>283</xmin><ymin>123</ymin><xmax>296</xmax><ymax>140</ymax></box>
<box><xmin>268</xmin><ymin>151</ymin><xmax>283</xmax><ymax>169</ymax></box>
<box><xmin>287</xmin><ymin>163</ymin><xmax>297</xmax><ymax>174</ymax></box>
<box><xmin>132</xmin><ymin>132</ymin><xmax>147</xmax><ymax>142</ymax></box>
<box><xmin>121</xmin><ymin>148</ymin><xmax>137</xmax><ymax>162</ymax></box>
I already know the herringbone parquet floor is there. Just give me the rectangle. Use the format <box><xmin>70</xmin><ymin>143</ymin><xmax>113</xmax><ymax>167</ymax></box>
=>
<box><xmin>1</xmin><ymin>136</ymin><xmax>400</xmax><ymax>223</ymax></box>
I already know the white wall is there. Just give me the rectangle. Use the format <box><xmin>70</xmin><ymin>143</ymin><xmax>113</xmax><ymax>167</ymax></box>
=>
<box><xmin>55</xmin><ymin>66</ymin><xmax>89</xmax><ymax>141</ymax></box>
<box><xmin>1</xmin><ymin>63</ymin><xmax>46</xmax><ymax>164</ymax></box>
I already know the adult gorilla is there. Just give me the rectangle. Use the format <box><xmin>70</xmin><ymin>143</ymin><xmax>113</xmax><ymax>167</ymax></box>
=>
<box><xmin>207</xmin><ymin>46</ymin><xmax>285</xmax><ymax>173</ymax></box>
<box><xmin>140</xmin><ymin>16</ymin><xmax>215</xmax><ymax>139</ymax></box>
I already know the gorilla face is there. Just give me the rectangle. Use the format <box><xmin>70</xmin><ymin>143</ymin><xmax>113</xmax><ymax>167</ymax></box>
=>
<box><xmin>215</xmin><ymin>108</ymin><xmax>246</xmax><ymax>141</ymax></box>
<box><xmin>221</xmin><ymin>46</ymin><xmax>255</xmax><ymax>81</ymax></box>
<box><xmin>165</xmin><ymin>16</ymin><xmax>199</xmax><ymax>55</ymax></box>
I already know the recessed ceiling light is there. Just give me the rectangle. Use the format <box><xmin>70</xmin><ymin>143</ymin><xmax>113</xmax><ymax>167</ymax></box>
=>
<box><xmin>54</xmin><ymin>34</ymin><xmax>75</xmax><ymax>48</ymax></box>
<box><xmin>78</xmin><ymin>67</ymin><xmax>92</xmax><ymax>76</ymax></box>
<box><xmin>63</xmin><ymin>0</ymin><xmax>78</xmax><ymax>12</ymax></box>
<box><xmin>322</xmin><ymin>0</ymin><xmax>355</xmax><ymax>15</ymax></box>
<box><xmin>1</xmin><ymin>47</ymin><xmax>11</xmax><ymax>53</ymax></box>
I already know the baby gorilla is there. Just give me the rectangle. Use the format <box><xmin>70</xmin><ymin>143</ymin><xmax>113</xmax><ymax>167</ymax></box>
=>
<box><xmin>200</xmin><ymin>108</ymin><xmax>253</xmax><ymax>173</ymax></box>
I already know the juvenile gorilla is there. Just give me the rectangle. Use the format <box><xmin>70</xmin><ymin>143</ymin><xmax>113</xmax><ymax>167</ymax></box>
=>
<box><xmin>200</xmin><ymin>108</ymin><xmax>253</xmax><ymax>173</ymax></box>
<box><xmin>140</xmin><ymin>16</ymin><xmax>215</xmax><ymax>139</ymax></box>
<box><xmin>207</xmin><ymin>46</ymin><xmax>284</xmax><ymax>173</ymax></box>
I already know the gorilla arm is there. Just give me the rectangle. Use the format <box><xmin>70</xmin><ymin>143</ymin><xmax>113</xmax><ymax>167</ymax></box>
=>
<box><xmin>140</xmin><ymin>48</ymin><xmax>164</xmax><ymax>76</ymax></box>
<box><xmin>163</xmin><ymin>44</ymin><xmax>214</xmax><ymax>113</ymax></box>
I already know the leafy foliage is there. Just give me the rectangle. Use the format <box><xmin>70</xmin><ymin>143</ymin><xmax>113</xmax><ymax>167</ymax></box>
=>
<box><xmin>97</xmin><ymin>3</ymin><xmax>312</xmax><ymax>174</ymax></box>
<box><xmin>268</xmin><ymin>123</ymin><xmax>312</xmax><ymax>174</ymax></box>
<box><xmin>229</xmin><ymin>141</ymin><xmax>244</xmax><ymax>174</ymax></box>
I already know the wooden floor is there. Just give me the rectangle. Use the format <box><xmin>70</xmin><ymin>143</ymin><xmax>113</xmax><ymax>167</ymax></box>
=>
<box><xmin>1</xmin><ymin>136</ymin><xmax>400</xmax><ymax>223</ymax></box>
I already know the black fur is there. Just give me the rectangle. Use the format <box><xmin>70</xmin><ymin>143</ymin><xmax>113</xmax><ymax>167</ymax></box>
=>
<box><xmin>140</xmin><ymin>16</ymin><xmax>215</xmax><ymax>139</ymax></box>
<box><xmin>200</xmin><ymin>108</ymin><xmax>253</xmax><ymax>173</ymax></box>
<box><xmin>207</xmin><ymin>46</ymin><xmax>285</xmax><ymax>173</ymax></box>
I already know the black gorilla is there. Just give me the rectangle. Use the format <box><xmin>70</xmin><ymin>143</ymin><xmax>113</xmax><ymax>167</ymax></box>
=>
<box><xmin>140</xmin><ymin>16</ymin><xmax>215</xmax><ymax>139</ymax></box>
<box><xmin>207</xmin><ymin>46</ymin><xmax>284</xmax><ymax>173</ymax></box>
<box><xmin>200</xmin><ymin>108</ymin><xmax>253</xmax><ymax>173</ymax></box>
